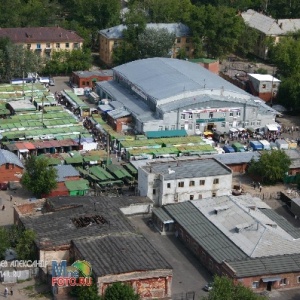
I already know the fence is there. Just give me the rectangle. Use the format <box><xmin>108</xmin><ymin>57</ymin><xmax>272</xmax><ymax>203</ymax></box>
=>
<box><xmin>252</xmin><ymin>192</ymin><xmax>281</xmax><ymax>200</ymax></box>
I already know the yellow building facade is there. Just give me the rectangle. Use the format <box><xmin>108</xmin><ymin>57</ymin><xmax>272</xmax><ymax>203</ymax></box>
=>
<box><xmin>0</xmin><ymin>27</ymin><xmax>84</xmax><ymax>58</ymax></box>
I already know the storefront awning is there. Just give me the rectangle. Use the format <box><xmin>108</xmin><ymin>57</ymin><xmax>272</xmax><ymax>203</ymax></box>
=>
<box><xmin>261</xmin><ymin>277</ymin><xmax>281</xmax><ymax>282</ymax></box>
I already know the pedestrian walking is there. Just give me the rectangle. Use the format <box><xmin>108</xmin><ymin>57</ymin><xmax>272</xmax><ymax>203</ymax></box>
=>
<box><xmin>260</xmin><ymin>186</ymin><xmax>262</xmax><ymax>192</ymax></box>
<box><xmin>10</xmin><ymin>287</ymin><xmax>13</xmax><ymax>296</ymax></box>
<box><xmin>2</xmin><ymin>205</ymin><xmax>5</xmax><ymax>211</ymax></box>
<box><xmin>4</xmin><ymin>286</ymin><xmax>8</xmax><ymax>297</ymax></box>
<box><xmin>10</xmin><ymin>195</ymin><xmax>12</xmax><ymax>201</ymax></box>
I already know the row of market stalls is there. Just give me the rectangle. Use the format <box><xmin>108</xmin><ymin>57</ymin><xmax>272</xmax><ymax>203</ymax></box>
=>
<box><xmin>60</xmin><ymin>90</ymin><xmax>90</xmax><ymax>117</ymax></box>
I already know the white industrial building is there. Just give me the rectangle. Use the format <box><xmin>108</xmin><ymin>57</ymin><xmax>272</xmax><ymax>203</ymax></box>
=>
<box><xmin>138</xmin><ymin>158</ymin><xmax>232</xmax><ymax>206</ymax></box>
<box><xmin>95</xmin><ymin>58</ymin><xmax>278</xmax><ymax>135</ymax></box>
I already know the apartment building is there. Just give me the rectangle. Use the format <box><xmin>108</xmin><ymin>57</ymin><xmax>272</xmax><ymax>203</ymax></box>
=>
<box><xmin>99</xmin><ymin>23</ymin><xmax>193</xmax><ymax>66</ymax></box>
<box><xmin>0</xmin><ymin>27</ymin><xmax>84</xmax><ymax>58</ymax></box>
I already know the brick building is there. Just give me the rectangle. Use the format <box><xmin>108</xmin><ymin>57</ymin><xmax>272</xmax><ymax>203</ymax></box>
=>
<box><xmin>15</xmin><ymin>196</ymin><xmax>171</xmax><ymax>299</ymax></box>
<box><xmin>189</xmin><ymin>58</ymin><xmax>219</xmax><ymax>75</ymax></box>
<box><xmin>107</xmin><ymin>109</ymin><xmax>132</xmax><ymax>133</ymax></box>
<box><xmin>156</xmin><ymin>195</ymin><xmax>300</xmax><ymax>292</ymax></box>
<box><xmin>0</xmin><ymin>149</ymin><xmax>24</xmax><ymax>183</ymax></box>
<box><xmin>71</xmin><ymin>70</ymin><xmax>113</xmax><ymax>89</ymax></box>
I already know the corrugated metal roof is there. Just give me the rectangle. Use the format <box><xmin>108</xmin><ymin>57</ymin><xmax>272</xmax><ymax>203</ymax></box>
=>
<box><xmin>259</xmin><ymin>208</ymin><xmax>300</xmax><ymax>239</ymax></box>
<box><xmin>0</xmin><ymin>149</ymin><xmax>23</xmax><ymax>168</ymax></box>
<box><xmin>152</xmin><ymin>208</ymin><xmax>174</xmax><ymax>223</ymax></box>
<box><xmin>100</xmin><ymin>23</ymin><xmax>190</xmax><ymax>39</ymax></box>
<box><xmin>143</xmin><ymin>158</ymin><xmax>231</xmax><ymax>180</ymax></box>
<box><xmin>73</xmin><ymin>234</ymin><xmax>172</xmax><ymax>277</ymax></box>
<box><xmin>54</xmin><ymin>165</ymin><xmax>80</xmax><ymax>182</ymax></box>
<box><xmin>164</xmin><ymin>202</ymin><xmax>247</xmax><ymax>263</ymax></box>
<box><xmin>242</xmin><ymin>9</ymin><xmax>300</xmax><ymax>35</ymax></box>
<box><xmin>113</xmin><ymin>58</ymin><xmax>250</xmax><ymax>102</ymax></box>
<box><xmin>65</xmin><ymin>179</ymin><xmax>89</xmax><ymax>191</ymax></box>
<box><xmin>229</xmin><ymin>254</ymin><xmax>300</xmax><ymax>277</ymax></box>
<box><xmin>202</xmin><ymin>152</ymin><xmax>261</xmax><ymax>165</ymax></box>
<box><xmin>107</xmin><ymin>108</ymin><xmax>131</xmax><ymax>119</ymax></box>
<box><xmin>90</xmin><ymin>166</ymin><xmax>114</xmax><ymax>181</ymax></box>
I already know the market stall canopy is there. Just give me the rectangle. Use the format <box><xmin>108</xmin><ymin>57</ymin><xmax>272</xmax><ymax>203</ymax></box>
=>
<box><xmin>229</xmin><ymin>128</ymin><xmax>238</xmax><ymax>133</ymax></box>
<box><xmin>266</xmin><ymin>124</ymin><xmax>279</xmax><ymax>131</ymax></box>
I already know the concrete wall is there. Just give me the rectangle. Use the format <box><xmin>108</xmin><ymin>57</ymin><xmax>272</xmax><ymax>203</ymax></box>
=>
<box><xmin>120</xmin><ymin>204</ymin><xmax>153</xmax><ymax>215</ymax></box>
<box><xmin>39</xmin><ymin>249</ymin><xmax>70</xmax><ymax>268</ymax></box>
<box><xmin>98</xmin><ymin>270</ymin><xmax>172</xmax><ymax>299</ymax></box>
<box><xmin>0</xmin><ymin>164</ymin><xmax>23</xmax><ymax>183</ymax></box>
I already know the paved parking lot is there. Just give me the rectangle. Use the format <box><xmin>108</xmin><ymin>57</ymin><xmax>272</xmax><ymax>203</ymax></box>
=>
<box><xmin>129</xmin><ymin>215</ymin><xmax>213</xmax><ymax>299</ymax></box>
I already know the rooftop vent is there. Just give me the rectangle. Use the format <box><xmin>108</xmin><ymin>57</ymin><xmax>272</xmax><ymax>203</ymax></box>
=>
<box><xmin>214</xmin><ymin>205</ymin><xmax>229</xmax><ymax>214</ymax></box>
<box><xmin>235</xmin><ymin>222</ymin><xmax>257</xmax><ymax>233</ymax></box>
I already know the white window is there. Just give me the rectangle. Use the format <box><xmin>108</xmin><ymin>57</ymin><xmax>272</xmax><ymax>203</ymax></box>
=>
<box><xmin>189</xmin><ymin>180</ymin><xmax>195</xmax><ymax>187</ymax></box>
<box><xmin>171</xmin><ymin>125</ymin><xmax>175</xmax><ymax>130</ymax></box>
<box><xmin>257</xmin><ymin>120</ymin><xmax>261</xmax><ymax>126</ymax></box>
<box><xmin>196</xmin><ymin>113</ymin><xmax>200</xmax><ymax>118</ymax></box>
<box><xmin>213</xmin><ymin>178</ymin><xmax>219</xmax><ymax>184</ymax></box>
<box><xmin>167</xmin><ymin>183</ymin><xmax>171</xmax><ymax>188</ymax></box>
<box><xmin>158</xmin><ymin>126</ymin><xmax>163</xmax><ymax>131</ymax></box>
<box><xmin>221</xmin><ymin>122</ymin><xmax>225</xmax><ymax>127</ymax></box>
<box><xmin>178</xmin><ymin>181</ymin><xmax>184</xmax><ymax>187</ymax></box>
<box><xmin>56</xmin><ymin>43</ymin><xmax>60</xmax><ymax>48</ymax></box>
<box><xmin>190</xmin><ymin>195</ymin><xmax>194</xmax><ymax>200</ymax></box>
<box><xmin>188</xmin><ymin>124</ymin><xmax>193</xmax><ymax>130</ymax></box>
<box><xmin>252</xmin><ymin>281</ymin><xmax>259</xmax><ymax>289</ymax></box>
<box><xmin>212</xmin><ymin>192</ymin><xmax>217</xmax><ymax>197</ymax></box>
<box><xmin>195</xmin><ymin>124</ymin><xmax>200</xmax><ymax>130</ymax></box>
<box><xmin>236</xmin><ymin>111</ymin><xmax>241</xmax><ymax>116</ymax></box>
<box><xmin>36</xmin><ymin>43</ymin><xmax>41</xmax><ymax>49</ymax></box>
<box><xmin>181</xmin><ymin>114</ymin><xmax>185</xmax><ymax>120</ymax></box>
<box><xmin>165</xmin><ymin>126</ymin><xmax>169</xmax><ymax>130</ymax></box>
<box><xmin>250</xmin><ymin>121</ymin><xmax>255</xmax><ymax>126</ymax></box>
<box><xmin>229</xmin><ymin>122</ymin><xmax>233</xmax><ymax>127</ymax></box>
<box><xmin>244</xmin><ymin>121</ymin><xmax>249</xmax><ymax>126</ymax></box>
<box><xmin>229</xmin><ymin>112</ymin><xmax>233</xmax><ymax>117</ymax></box>
<box><xmin>65</xmin><ymin>42</ymin><xmax>69</xmax><ymax>48</ymax></box>
<box><xmin>280</xmin><ymin>278</ymin><xmax>287</xmax><ymax>285</ymax></box>
<box><xmin>180</xmin><ymin>125</ymin><xmax>185</xmax><ymax>130</ymax></box>
<box><xmin>199</xmin><ymin>180</ymin><xmax>205</xmax><ymax>185</ymax></box>
<box><xmin>209</xmin><ymin>112</ymin><xmax>213</xmax><ymax>119</ymax></box>
<box><xmin>188</xmin><ymin>114</ymin><xmax>193</xmax><ymax>119</ymax></box>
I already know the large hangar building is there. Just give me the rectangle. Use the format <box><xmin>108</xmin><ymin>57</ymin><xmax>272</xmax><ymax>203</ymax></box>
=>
<box><xmin>95</xmin><ymin>58</ymin><xmax>278</xmax><ymax>135</ymax></box>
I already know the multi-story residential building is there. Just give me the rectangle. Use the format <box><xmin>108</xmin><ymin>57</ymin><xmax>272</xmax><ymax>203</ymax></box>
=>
<box><xmin>0</xmin><ymin>27</ymin><xmax>84</xmax><ymax>58</ymax></box>
<box><xmin>138</xmin><ymin>158</ymin><xmax>232</xmax><ymax>206</ymax></box>
<box><xmin>99</xmin><ymin>23</ymin><xmax>193</xmax><ymax>66</ymax></box>
<box><xmin>241</xmin><ymin>9</ymin><xmax>300</xmax><ymax>59</ymax></box>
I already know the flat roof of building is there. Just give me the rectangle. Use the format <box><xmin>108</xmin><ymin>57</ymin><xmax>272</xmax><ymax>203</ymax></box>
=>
<box><xmin>248</xmin><ymin>73</ymin><xmax>280</xmax><ymax>82</ymax></box>
<box><xmin>73</xmin><ymin>234</ymin><xmax>172</xmax><ymax>277</ymax></box>
<box><xmin>142</xmin><ymin>158</ymin><xmax>231</xmax><ymax>180</ymax></box>
<box><xmin>73</xmin><ymin>70</ymin><xmax>113</xmax><ymax>78</ymax></box>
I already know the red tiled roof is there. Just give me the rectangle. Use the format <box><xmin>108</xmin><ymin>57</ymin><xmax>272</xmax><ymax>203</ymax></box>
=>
<box><xmin>0</xmin><ymin>27</ymin><xmax>84</xmax><ymax>43</ymax></box>
<box><xmin>23</xmin><ymin>142</ymin><xmax>36</xmax><ymax>150</ymax></box>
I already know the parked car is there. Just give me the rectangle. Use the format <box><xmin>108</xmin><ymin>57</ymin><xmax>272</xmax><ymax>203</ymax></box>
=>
<box><xmin>0</xmin><ymin>182</ymin><xmax>8</xmax><ymax>190</ymax></box>
<box><xmin>204</xmin><ymin>283</ymin><xmax>213</xmax><ymax>292</ymax></box>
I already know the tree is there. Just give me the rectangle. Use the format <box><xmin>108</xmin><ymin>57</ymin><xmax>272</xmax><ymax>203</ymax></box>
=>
<box><xmin>202</xmin><ymin>275</ymin><xmax>267</xmax><ymax>300</ymax></box>
<box><xmin>71</xmin><ymin>282</ymin><xmax>101</xmax><ymax>300</ymax></box>
<box><xmin>103</xmin><ymin>282</ymin><xmax>140</xmax><ymax>300</ymax></box>
<box><xmin>15</xmin><ymin>229</ymin><xmax>36</xmax><ymax>260</ymax></box>
<box><xmin>21</xmin><ymin>156</ymin><xmax>57</xmax><ymax>198</ymax></box>
<box><xmin>43</xmin><ymin>49</ymin><xmax>92</xmax><ymax>75</ymax></box>
<box><xmin>248</xmin><ymin>150</ymin><xmax>291</xmax><ymax>184</ymax></box>
<box><xmin>137</xmin><ymin>28</ymin><xmax>175</xmax><ymax>58</ymax></box>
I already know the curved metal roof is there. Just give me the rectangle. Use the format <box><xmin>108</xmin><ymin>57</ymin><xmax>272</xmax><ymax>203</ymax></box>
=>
<box><xmin>113</xmin><ymin>58</ymin><xmax>250</xmax><ymax>103</ymax></box>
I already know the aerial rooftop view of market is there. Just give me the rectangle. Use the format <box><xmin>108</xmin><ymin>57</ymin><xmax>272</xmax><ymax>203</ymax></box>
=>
<box><xmin>1</xmin><ymin>1</ymin><xmax>300</xmax><ymax>300</ymax></box>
